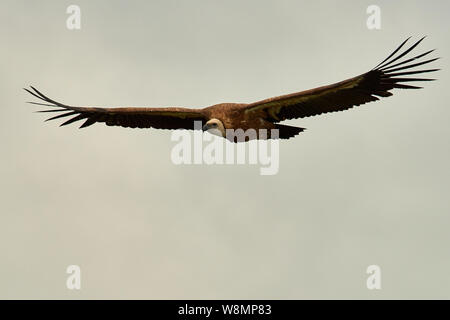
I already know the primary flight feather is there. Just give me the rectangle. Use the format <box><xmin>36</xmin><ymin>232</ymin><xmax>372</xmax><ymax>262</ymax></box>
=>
<box><xmin>26</xmin><ymin>37</ymin><xmax>439</xmax><ymax>142</ymax></box>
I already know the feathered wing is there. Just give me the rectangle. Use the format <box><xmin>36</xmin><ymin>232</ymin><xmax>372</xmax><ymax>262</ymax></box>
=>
<box><xmin>244</xmin><ymin>37</ymin><xmax>439</xmax><ymax>122</ymax></box>
<box><xmin>25</xmin><ymin>86</ymin><xmax>208</xmax><ymax>130</ymax></box>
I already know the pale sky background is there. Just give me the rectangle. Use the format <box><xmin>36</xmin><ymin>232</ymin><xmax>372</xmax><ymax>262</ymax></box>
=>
<box><xmin>1</xmin><ymin>0</ymin><xmax>449</xmax><ymax>299</ymax></box>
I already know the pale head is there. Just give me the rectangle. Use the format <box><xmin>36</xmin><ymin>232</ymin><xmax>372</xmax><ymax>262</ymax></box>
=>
<box><xmin>202</xmin><ymin>118</ymin><xmax>225</xmax><ymax>137</ymax></box>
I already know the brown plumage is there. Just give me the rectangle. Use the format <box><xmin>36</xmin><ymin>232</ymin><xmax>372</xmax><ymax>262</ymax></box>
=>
<box><xmin>26</xmin><ymin>37</ymin><xmax>439</xmax><ymax>142</ymax></box>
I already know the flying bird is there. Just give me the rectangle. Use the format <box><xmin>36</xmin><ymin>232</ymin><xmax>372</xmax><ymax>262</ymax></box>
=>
<box><xmin>26</xmin><ymin>37</ymin><xmax>439</xmax><ymax>142</ymax></box>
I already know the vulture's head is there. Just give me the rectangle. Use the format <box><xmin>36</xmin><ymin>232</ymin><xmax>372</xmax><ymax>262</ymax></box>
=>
<box><xmin>202</xmin><ymin>118</ymin><xmax>225</xmax><ymax>137</ymax></box>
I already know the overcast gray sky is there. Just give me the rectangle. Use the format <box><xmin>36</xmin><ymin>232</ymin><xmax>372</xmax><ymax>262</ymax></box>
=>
<box><xmin>1</xmin><ymin>0</ymin><xmax>449</xmax><ymax>299</ymax></box>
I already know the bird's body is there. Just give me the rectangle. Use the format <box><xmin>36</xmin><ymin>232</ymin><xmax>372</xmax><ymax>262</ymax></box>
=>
<box><xmin>26</xmin><ymin>37</ymin><xmax>439</xmax><ymax>142</ymax></box>
<box><xmin>203</xmin><ymin>103</ymin><xmax>283</xmax><ymax>137</ymax></box>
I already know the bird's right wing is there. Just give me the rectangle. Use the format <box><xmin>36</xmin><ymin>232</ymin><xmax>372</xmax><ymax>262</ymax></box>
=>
<box><xmin>26</xmin><ymin>86</ymin><xmax>208</xmax><ymax>130</ymax></box>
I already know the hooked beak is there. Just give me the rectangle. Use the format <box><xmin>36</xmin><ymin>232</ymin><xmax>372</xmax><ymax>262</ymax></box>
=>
<box><xmin>202</xmin><ymin>124</ymin><xmax>209</xmax><ymax>131</ymax></box>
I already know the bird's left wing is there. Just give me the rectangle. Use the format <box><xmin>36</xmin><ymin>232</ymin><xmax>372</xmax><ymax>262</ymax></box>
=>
<box><xmin>243</xmin><ymin>37</ymin><xmax>439</xmax><ymax>122</ymax></box>
<box><xmin>26</xmin><ymin>86</ymin><xmax>208</xmax><ymax>130</ymax></box>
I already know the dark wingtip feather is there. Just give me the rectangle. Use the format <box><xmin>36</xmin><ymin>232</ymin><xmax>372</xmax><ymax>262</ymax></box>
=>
<box><xmin>45</xmin><ymin>111</ymin><xmax>78</xmax><ymax>122</ymax></box>
<box><xmin>27</xmin><ymin>101</ymin><xmax>57</xmax><ymax>107</ymax></box>
<box><xmin>376</xmin><ymin>36</ymin><xmax>428</xmax><ymax>70</ymax></box>
<box><xmin>60</xmin><ymin>114</ymin><xmax>88</xmax><ymax>127</ymax></box>
<box><xmin>392</xmin><ymin>84</ymin><xmax>423</xmax><ymax>89</ymax></box>
<box><xmin>384</xmin><ymin>77</ymin><xmax>436</xmax><ymax>83</ymax></box>
<box><xmin>79</xmin><ymin>117</ymin><xmax>97</xmax><ymax>128</ymax></box>
<box><xmin>24</xmin><ymin>87</ymin><xmax>45</xmax><ymax>101</ymax></box>
<box><xmin>383</xmin><ymin>57</ymin><xmax>440</xmax><ymax>74</ymax></box>
<box><xmin>380</xmin><ymin>49</ymin><xmax>436</xmax><ymax>72</ymax></box>
<box><xmin>35</xmin><ymin>109</ymin><xmax>70</xmax><ymax>113</ymax></box>
<box><xmin>29</xmin><ymin>86</ymin><xmax>44</xmax><ymax>97</ymax></box>
<box><xmin>372</xmin><ymin>37</ymin><xmax>411</xmax><ymax>70</ymax></box>
<box><xmin>382</xmin><ymin>68</ymin><xmax>440</xmax><ymax>77</ymax></box>
<box><xmin>25</xmin><ymin>86</ymin><xmax>76</xmax><ymax>110</ymax></box>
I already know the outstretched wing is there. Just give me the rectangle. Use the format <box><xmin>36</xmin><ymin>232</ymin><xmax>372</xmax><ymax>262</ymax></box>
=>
<box><xmin>244</xmin><ymin>37</ymin><xmax>439</xmax><ymax>122</ymax></box>
<box><xmin>26</xmin><ymin>86</ymin><xmax>208</xmax><ymax>130</ymax></box>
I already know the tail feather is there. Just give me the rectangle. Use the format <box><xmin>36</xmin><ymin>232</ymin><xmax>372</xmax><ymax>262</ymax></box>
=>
<box><xmin>274</xmin><ymin>124</ymin><xmax>305</xmax><ymax>139</ymax></box>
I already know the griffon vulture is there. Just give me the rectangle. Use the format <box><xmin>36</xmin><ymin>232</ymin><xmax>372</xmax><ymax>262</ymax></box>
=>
<box><xmin>26</xmin><ymin>37</ymin><xmax>439</xmax><ymax>142</ymax></box>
